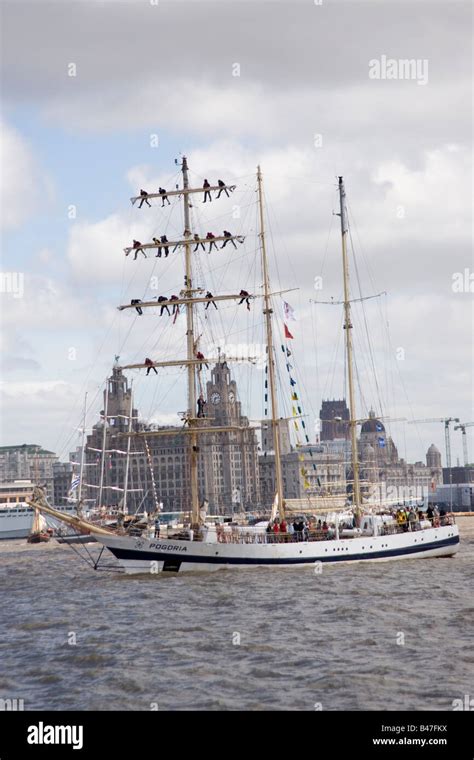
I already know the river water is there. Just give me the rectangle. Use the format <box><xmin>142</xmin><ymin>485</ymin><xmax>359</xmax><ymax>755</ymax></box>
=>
<box><xmin>1</xmin><ymin>522</ymin><xmax>473</xmax><ymax>711</ymax></box>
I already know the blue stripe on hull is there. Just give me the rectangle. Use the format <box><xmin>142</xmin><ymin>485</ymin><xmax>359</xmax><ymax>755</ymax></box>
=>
<box><xmin>109</xmin><ymin>534</ymin><xmax>459</xmax><ymax>566</ymax></box>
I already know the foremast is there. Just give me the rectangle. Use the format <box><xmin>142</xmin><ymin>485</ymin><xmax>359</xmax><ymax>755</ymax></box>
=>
<box><xmin>337</xmin><ymin>176</ymin><xmax>362</xmax><ymax>510</ymax></box>
<box><xmin>257</xmin><ymin>166</ymin><xmax>285</xmax><ymax>521</ymax></box>
<box><xmin>181</xmin><ymin>157</ymin><xmax>200</xmax><ymax>526</ymax></box>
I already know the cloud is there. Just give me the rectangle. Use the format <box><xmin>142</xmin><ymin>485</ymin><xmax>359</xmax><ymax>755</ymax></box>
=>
<box><xmin>0</xmin><ymin>120</ymin><xmax>53</xmax><ymax>230</ymax></box>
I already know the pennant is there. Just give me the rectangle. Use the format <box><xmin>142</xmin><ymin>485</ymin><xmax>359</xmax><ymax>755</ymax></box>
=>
<box><xmin>283</xmin><ymin>301</ymin><xmax>297</xmax><ymax>322</ymax></box>
<box><xmin>286</xmin><ymin>348</ymin><xmax>292</xmax><ymax>357</ymax></box>
<box><xmin>284</xmin><ymin>324</ymin><xmax>294</xmax><ymax>339</ymax></box>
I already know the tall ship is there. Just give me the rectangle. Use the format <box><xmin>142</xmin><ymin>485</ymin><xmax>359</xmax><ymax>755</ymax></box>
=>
<box><xmin>28</xmin><ymin>158</ymin><xmax>460</xmax><ymax>572</ymax></box>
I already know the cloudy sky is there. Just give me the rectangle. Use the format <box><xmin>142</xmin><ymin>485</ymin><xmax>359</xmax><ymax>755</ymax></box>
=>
<box><xmin>0</xmin><ymin>0</ymin><xmax>472</xmax><ymax>467</ymax></box>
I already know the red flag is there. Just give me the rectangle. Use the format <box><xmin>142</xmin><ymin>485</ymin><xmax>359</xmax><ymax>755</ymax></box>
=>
<box><xmin>284</xmin><ymin>323</ymin><xmax>294</xmax><ymax>339</ymax></box>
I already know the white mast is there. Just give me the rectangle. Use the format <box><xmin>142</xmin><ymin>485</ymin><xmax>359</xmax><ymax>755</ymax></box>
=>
<box><xmin>98</xmin><ymin>380</ymin><xmax>109</xmax><ymax>509</ymax></box>
<box><xmin>338</xmin><ymin>176</ymin><xmax>361</xmax><ymax>510</ymax></box>
<box><xmin>181</xmin><ymin>156</ymin><xmax>200</xmax><ymax>525</ymax></box>
<box><xmin>257</xmin><ymin>166</ymin><xmax>284</xmax><ymax>520</ymax></box>
<box><xmin>77</xmin><ymin>391</ymin><xmax>88</xmax><ymax>505</ymax></box>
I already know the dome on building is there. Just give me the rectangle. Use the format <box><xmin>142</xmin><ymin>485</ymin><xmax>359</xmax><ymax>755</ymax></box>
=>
<box><xmin>426</xmin><ymin>443</ymin><xmax>442</xmax><ymax>469</ymax></box>
<box><xmin>360</xmin><ymin>409</ymin><xmax>385</xmax><ymax>434</ymax></box>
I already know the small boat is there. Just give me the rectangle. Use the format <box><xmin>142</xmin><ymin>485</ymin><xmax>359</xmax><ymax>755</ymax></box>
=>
<box><xmin>27</xmin><ymin>509</ymin><xmax>52</xmax><ymax>544</ymax></box>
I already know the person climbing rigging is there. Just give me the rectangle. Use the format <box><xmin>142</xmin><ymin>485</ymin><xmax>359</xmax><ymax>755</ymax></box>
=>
<box><xmin>128</xmin><ymin>240</ymin><xmax>146</xmax><ymax>260</ymax></box>
<box><xmin>138</xmin><ymin>189</ymin><xmax>151</xmax><ymax>208</ymax></box>
<box><xmin>144</xmin><ymin>357</ymin><xmax>158</xmax><ymax>375</ymax></box>
<box><xmin>197</xmin><ymin>394</ymin><xmax>206</xmax><ymax>418</ymax></box>
<box><xmin>159</xmin><ymin>187</ymin><xmax>171</xmax><ymax>207</ymax></box>
<box><xmin>131</xmin><ymin>299</ymin><xmax>143</xmax><ymax>315</ymax></box>
<box><xmin>205</xmin><ymin>291</ymin><xmax>218</xmax><ymax>310</ymax></box>
<box><xmin>193</xmin><ymin>233</ymin><xmax>205</xmax><ymax>252</ymax></box>
<box><xmin>152</xmin><ymin>237</ymin><xmax>162</xmax><ymax>257</ymax></box>
<box><xmin>160</xmin><ymin>235</ymin><xmax>170</xmax><ymax>257</ymax></box>
<box><xmin>157</xmin><ymin>296</ymin><xmax>170</xmax><ymax>316</ymax></box>
<box><xmin>169</xmin><ymin>295</ymin><xmax>180</xmax><ymax>315</ymax></box>
<box><xmin>238</xmin><ymin>290</ymin><xmax>251</xmax><ymax>310</ymax></box>
<box><xmin>203</xmin><ymin>179</ymin><xmax>212</xmax><ymax>203</ymax></box>
<box><xmin>216</xmin><ymin>179</ymin><xmax>230</xmax><ymax>199</ymax></box>
<box><xmin>206</xmin><ymin>232</ymin><xmax>218</xmax><ymax>252</ymax></box>
<box><xmin>221</xmin><ymin>230</ymin><xmax>237</xmax><ymax>249</ymax></box>
<box><xmin>196</xmin><ymin>351</ymin><xmax>209</xmax><ymax>370</ymax></box>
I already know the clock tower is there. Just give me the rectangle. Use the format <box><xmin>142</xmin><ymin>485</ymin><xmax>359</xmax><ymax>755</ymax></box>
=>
<box><xmin>202</xmin><ymin>361</ymin><xmax>260</xmax><ymax>513</ymax></box>
<box><xmin>206</xmin><ymin>361</ymin><xmax>241</xmax><ymax>423</ymax></box>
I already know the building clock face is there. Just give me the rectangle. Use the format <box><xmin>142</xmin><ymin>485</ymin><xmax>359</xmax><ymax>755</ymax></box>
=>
<box><xmin>228</xmin><ymin>391</ymin><xmax>235</xmax><ymax>403</ymax></box>
<box><xmin>210</xmin><ymin>392</ymin><xmax>221</xmax><ymax>405</ymax></box>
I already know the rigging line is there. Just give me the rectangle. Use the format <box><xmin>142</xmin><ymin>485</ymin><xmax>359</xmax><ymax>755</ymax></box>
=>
<box><xmin>53</xmin><ymin>314</ymin><xmax>122</xmax><ymax>460</ymax></box>
<box><xmin>348</xmin><ymin>221</ymin><xmax>385</xmax><ymax>416</ymax></box>
<box><xmin>322</xmin><ymin>306</ymin><xmax>344</xmax><ymax>403</ymax></box>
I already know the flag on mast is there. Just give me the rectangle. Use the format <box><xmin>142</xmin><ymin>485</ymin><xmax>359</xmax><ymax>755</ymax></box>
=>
<box><xmin>283</xmin><ymin>301</ymin><xmax>296</xmax><ymax>321</ymax></box>
<box><xmin>284</xmin><ymin>324</ymin><xmax>294</xmax><ymax>339</ymax></box>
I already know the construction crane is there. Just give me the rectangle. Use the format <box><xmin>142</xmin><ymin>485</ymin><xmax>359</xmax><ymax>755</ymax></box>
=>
<box><xmin>408</xmin><ymin>417</ymin><xmax>460</xmax><ymax>468</ymax></box>
<box><xmin>454</xmin><ymin>422</ymin><xmax>474</xmax><ymax>466</ymax></box>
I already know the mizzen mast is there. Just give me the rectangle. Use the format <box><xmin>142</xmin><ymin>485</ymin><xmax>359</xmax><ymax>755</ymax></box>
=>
<box><xmin>257</xmin><ymin>166</ymin><xmax>284</xmax><ymax>520</ymax></box>
<box><xmin>337</xmin><ymin>176</ymin><xmax>361</xmax><ymax>510</ymax></box>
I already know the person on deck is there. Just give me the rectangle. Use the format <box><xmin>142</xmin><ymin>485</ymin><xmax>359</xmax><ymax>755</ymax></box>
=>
<box><xmin>196</xmin><ymin>351</ymin><xmax>209</xmax><ymax>370</ymax></box>
<box><xmin>144</xmin><ymin>357</ymin><xmax>158</xmax><ymax>375</ymax></box>
<box><xmin>221</xmin><ymin>230</ymin><xmax>237</xmax><ymax>249</ymax></box>
<box><xmin>216</xmin><ymin>179</ymin><xmax>230</xmax><ymax>199</ymax></box>
<box><xmin>193</xmin><ymin>233</ymin><xmax>205</xmax><ymax>252</ymax></box>
<box><xmin>426</xmin><ymin>505</ymin><xmax>434</xmax><ymax>523</ymax></box>
<box><xmin>157</xmin><ymin>296</ymin><xmax>170</xmax><ymax>316</ymax></box>
<box><xmin>131</xmin><ymin>299</ymin><xmax>143</xmax><ymax>315</ymax></box>
<box><xmin>128</xmin><ymin>240</ymin><xmax>146</xmax><ymax>260</ymax></box>
<box><xmin>197</xmin><ymin>394</ymin><xmax>206</xmax><ymax>418</ymax></box>
<box><xmin>169</xmin><ymin>295</ymin><xmax>180</xmax><ymax>315</ymax></box>
<box><xmin>206</xmin><ymin>232</ymin><xmax>219</xmax><ymax>252</ymax></box>
<box><xmin>205</xmin><ymin>291</ymin><xmax>218</xmax><ymax>310</ymax></box>
<box><xmin>138</xmin><ymin>189</ymin><xmax>151</xmax><ymax>208</ymax></box>
<box><xmin>159</xmin><ymin>187</ymin><xmax>171</xmax><ymax>207</ymax></box>
<box><xmin>238</xmin><ymin>290</ymin><xmax>251</xmax><ymax>310</ymax></box>
<box><xmin>203</xmin><ymin>179</ymin><xmax>212</xmax><ymax>203</ymax></box>
<box><xmin>160</xmin><ymin>235</ymin><xmax>170</xmax><ymax>257</ymax></box>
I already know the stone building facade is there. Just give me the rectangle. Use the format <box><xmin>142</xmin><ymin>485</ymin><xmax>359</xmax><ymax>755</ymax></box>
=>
<box><xmin>82</xmin><ymin>363</ymin><xmax>260</xmax><ymax>515</ymax></box>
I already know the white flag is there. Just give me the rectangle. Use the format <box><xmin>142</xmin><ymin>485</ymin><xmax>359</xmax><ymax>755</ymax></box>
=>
<box><xmin>283</xmin><ymin>301</ymin><xmax>296</xmax><ymax>321</ymax></box>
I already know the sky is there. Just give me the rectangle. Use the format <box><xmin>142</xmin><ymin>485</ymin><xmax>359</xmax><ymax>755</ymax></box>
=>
<box><xmin>0</xmin><ymin>0</ymin><xmax>472</xmax><ymax>467</ymax></box>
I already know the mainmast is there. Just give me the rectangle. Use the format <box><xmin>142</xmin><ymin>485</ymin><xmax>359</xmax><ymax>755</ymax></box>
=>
<box><xmin>338</xmin><ymin>176</ymin><xmax>361</xmax><ymax>510</ymax></box>
<box><xmin>257</xmin><ymin>166</ymin><xmax>284</xmax><ymax>520</ymax></box>
<box><xmin>181</xmin><ymin>156</ymin><xmax>200</xmax><ymax>525</ymax></box>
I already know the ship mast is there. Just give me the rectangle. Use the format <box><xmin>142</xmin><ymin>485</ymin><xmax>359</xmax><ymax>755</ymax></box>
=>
<box><xmin>257</xmin><ymin>166</ymin><xmax>284</xmax><ymax>520</ymax></box>
<box><xmin>181</xmin><ymin>156</ymin><xmax>199</xmax><ymax>526</ymax></box>
<box><xmin>338</xmin><ymin>176</ymin><xmax>361</xmax><ymax>510</ymax></box>
<box><xmin>77</xmin><ymin>391</ymin><xmax>87</xmax><ymax>505</ymax></box>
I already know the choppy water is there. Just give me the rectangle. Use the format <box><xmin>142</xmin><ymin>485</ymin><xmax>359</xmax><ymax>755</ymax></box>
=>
<box><xmin>1</xmin><ymin>525</ymin><xmax>473</xmax><ymax>711</ymax></box>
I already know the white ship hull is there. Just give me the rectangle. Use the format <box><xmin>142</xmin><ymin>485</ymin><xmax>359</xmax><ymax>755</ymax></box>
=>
<box><xmin>0</xmin><ymin>504</ymin><xmax>77</xmax><ymax>540</ymax></box>
<box><xmin>95</xmin><ymin>524</ymin><xmax>460</xmax><ymax>574</ymax></box>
